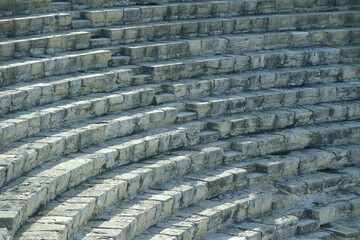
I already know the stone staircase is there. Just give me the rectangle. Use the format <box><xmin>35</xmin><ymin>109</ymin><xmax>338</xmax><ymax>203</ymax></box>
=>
<box><xmin>0</xmin><ymin>0</ymin><xmax>359</xmax><ymax>239</ymax></box>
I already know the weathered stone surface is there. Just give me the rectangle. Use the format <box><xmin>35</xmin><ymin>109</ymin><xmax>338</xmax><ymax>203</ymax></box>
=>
<box><xmin>1</xmin><ymin>1</ymin><xmax>360</xmax><ymax>240</ymax></box>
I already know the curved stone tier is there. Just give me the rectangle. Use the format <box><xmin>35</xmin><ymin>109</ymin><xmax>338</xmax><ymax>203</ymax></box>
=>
<box><xmin>0</xmin><ymin>0</ymin><xmax>359</xmax><ymax>239</ymax></box>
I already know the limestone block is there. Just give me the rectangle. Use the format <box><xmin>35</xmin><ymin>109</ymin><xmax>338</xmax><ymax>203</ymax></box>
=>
<box><xmin>57</xmin><ymin>14</ymin><xmax>72</xmax><ymax>29</ymax></box>
<box><xmin>14</xmin><ymin>18</ymin><xmax>30</xmax><ymax>36</ymax></box>
<box><xmin>179</xmin><ymin>3</ymin><xmax>196</xmax><ymax>19</ymax></box>
<box><xmin>154</xmin><ymin>24</ymin><xmax>169</xmax><ymax>38</ymax></box>
<box><xmin>83</xmin><ymin>11</ymin><xmax>105</xmax><ymax>27</ymax></box>
<box><xmin>137</xmin><ymin>6</ymin><xmax>152</xmax><ymax>23</ymax></box>
<box><xmin>105</xmin><ymin>10</ymin><xmax>123</xmax><ymax>25</ymax></box>
<box><xmin>0</xmin><ymin>20</ymin><xmax>14</xmax><ymax>37</ymax></box>
<box><xmin>123</xmin><ymin>8</ymin><xmax>140</xmax><ymax>23</ymax></box>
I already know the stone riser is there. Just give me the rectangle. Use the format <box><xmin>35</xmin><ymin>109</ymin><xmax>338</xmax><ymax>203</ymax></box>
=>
<box><xmin>4</xmin><ymin>99</ymin><xmax>360</xmax><ymax>238</ymax></box>
<box><xmin>117</xmin><ymin>28</ymin><xmax>360</xmax><ymax>63</ymax></box>
<box><xmin>2</xmin><ymin>0</ymin><xmax>358</xmax><ymax>41</ymax></box>
<box><xmin>0</xmin><ymin>13</ymin><xmax>72</xmax><ymax>38</ymax></box>
<box><xmin>5</xmin><ymin>115</ymin><xmax>360</xmax><ymax>239</ymax></box>
<box><xmin>0</xmin><ymin>0</ymin><xmax>359</xmax><ymax>239</ymax></box>
<box><xmin>132</xmin><ymin>181</ymin><xmax>360</xmax><ymax>240</ymax></box>
<box><xmin>2</xmin><ymin>11</ymin><xmax>359</xmax><ymax>63</ymax></box>
<box><xmin>142</xmin><ymin>46</ymin><xmax>360</xmax><ymax>82</ymax></box>
<box><xmin>0</xmin><ymin>31</ymin><xmax>91</xmax><ymax>60</ymax></box>
<box><xmin>0</xmin><ymin>0</ymin><xmax>52</xmax><ymax>18</ymax></box>
<box><xmin>35</xmin><ymin>163</ymin><xmax>360</xmax><ymax>240</ymax></box>
<box><xmin>103</xmin><ymin>11</ymin><xmax>360</xmax><ymax>44</ymax></box>
<box><xmin>1</xmin><ymin>59</ymin><xmax>357</xmax><ymax>120</ymax></box>
<box><xmin>3</xmin><ymin>25</ymin><xmax>358</xmax><ymax>63</ymax></box>
<box><xmin>290</xmin><ymin>217</ymin><xmax>360</xmax><ymax>240</ymax></box>
<box><xmin>0</xmin><ymin>68</ymin><xmax>133</xmax><ymax>115</ymax></box>
<box><xmin>0</xmin><ymin>46</ymin><xmax>358</xmax><ymax>135</ymax></box>
<box><xmin>1</xmin><ymin>79</ymin><xmax>360</xmax><ymax>186</ymax></box>
<box><xmin>0</xmin><ymin>61</ymin><xmax>358</xmax><ymax>145</ymax></box>
<box><xmin>0</xmin><ymin>50</ymin><xmax>111</xmax><ymax>87</ymax></box>
<box><xmin>80</xmin><ymin>0</ymin><xmax>360</xmax><ymax>27</ymax></box>
<box><xmin>0</xmin><ymin>44</ymin><xmax>357</xmax><ymax>121</ymax></box>
<box><xmin>205</xmin><ymin>190</ymin><xmax>360</xmax><ymax>240</ymax></box>
<box><xmin>0</xmin><ymin>12</ymin><xmax>358</xmax><ymax>89</ymax></box>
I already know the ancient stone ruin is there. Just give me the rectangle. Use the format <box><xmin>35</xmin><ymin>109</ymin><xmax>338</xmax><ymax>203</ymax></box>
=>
<box><xmin>0</xmin><ymin>0</ymin><xmax>360</xmax><ymax>239</ymax></box>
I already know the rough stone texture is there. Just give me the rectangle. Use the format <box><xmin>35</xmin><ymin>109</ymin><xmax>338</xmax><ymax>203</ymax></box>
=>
<box><xmin>0</xmin><ymin>0</ymin><xmax>52</xmax><ymax>16</ymax></box>
<box><xmin>0</xmin><ymin>0</ymin><xmax>359</xmax><ymax>240</ymax></box>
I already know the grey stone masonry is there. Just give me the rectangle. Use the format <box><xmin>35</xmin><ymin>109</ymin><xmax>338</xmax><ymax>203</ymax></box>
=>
<box><xmin>80</xmin><ymin>0</ymin><xmax>360</xmax><ymax>27</ymax></box>
<box><xmin>0</xmin><ymin>0</ymin><xmax>359</xmax><ymax>240</ymax></box>
<box><xmin>0</xmin><ymin>13</ymin><xmax>72</xmax><ymax>38</ymax></box>
<box><xmin>0</xmin><ymin>49</ymin><xmax>111</xmax><ymax>87</ymax></box>
<box><xmin>0</xmin><ymin>31</ymin><xmax>91</xmax><ymax>60</ymax></box>
<box><xmin>0</xmin><ymin>0</ymin><xmax>52</xmax><ymax>17</ymax></box>
<box><xmin>102</xmin><ymin>11</ymin><xmax>360</xmax><ymax>44</ymax></box>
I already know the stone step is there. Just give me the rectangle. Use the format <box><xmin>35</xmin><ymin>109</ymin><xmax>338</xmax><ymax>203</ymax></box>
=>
<box><xmin>7</xmin><ymin>124</ymin><xmax>359</xmax><ymax>238</ymax></box>
<box><xmin>0</xmin><ymin>13</ymin><xmax>72</xmax><ymax>38</ymax></box>
<box><xmin>0</xmin><ymin>103</ymin><xmax>180</xmax><ymax>184</ymax></box>
<box><xmin>71</xmin><ymin>19</ymin><xmax>91</xmax><ymax>29</ymax></box>
<box><xmin>12</xmin><ymin>138</ymin><xmax>223</xmax><ymax>237</ymax></box>
<box><xmin>246</xmin><ymin>148</ymin><xmax>355</xmax><ymax>184</ymax></box>
<box><xmin>275</xmin><ymin>168</ymin><xmax>360</xmax><ymax>195</ymax></box>
<box><xmin>135</xmin><ymin>180</ymin><xmax>360</xmax><ymax>240</ymax></box>
<box><xmin>110</xmin><ymin>55</ymin><xmax>131</xmax><ymax>66</ymax></box>
<box><xmin>0</xmin><ymin>49</ymin><xmax>111</xmax><ymax>87</ymax></box>
<box><xmin>140</xmin><ymin>45</ymin><xmax>360</xmax><ymax>82</ymax></box>
<box><xmin>89</xmin><ymin>37</ymin><xmax>111</xmax><ymax>48</ymax></box>
<box><xmin>322</xmin><ymin>221</ymin><xmax>360</xmax><ymax>239</ymax></box>
<box><xmin>7</xmin><ymin>88</ymin><xmax>358</xmax><ymax>186</ymax></box>
<box><xmin>2</xmin><ymin>96</ymin><xmax>359</xmax><ymax>187</ymax></box>
<box><xmin>207</xmin><ymin>100</ymin><xmax>360</xmax><ymax>137</ymax></box>
<box><xmin>291</xmin><ymin>231</ymin><xmax>334</xmax><ymax>239</ymax></box>
<box><xmin>2</xmin><ymin>0</ymin><xmax>359</xmax><ymax>28</ymax></box>
<box><xmin>1</xmin><ymin>78</ymin><xmax>359</xmax><ymax>149</ymax></box>
<box><xmin>51</xmin><ymin>2</ymin><xmax>72</xmax><ymax>12</ymax></box>
<box><xmin>3</xmin><ymin>49</ymin><xmax>356</xmax><ymax>117</ymax></box>
<box><xmin>17</xmin><ymin>159</ymin><xmax>246</xmax><ymax>239</ymax></box>
<box><xmin>0</xmin><ymin>85</ymin><xmax>160</xmax><ymax>145</ymax></box>
<box><xmin>0</xmin><ymin>120</ymin><xmax>200</xmax><ymax>237</ymax></box>
<box><xmin>132</xmin><ymin>73</ymin><xmax>153</xmax><ymax>85</ymax></box>
<box><xmin>79</xmin><ymin>0</ymin><xmax>360</xmax><ymax>28</ymax></box>
<box><xmin>1</xmin><ymin>63</ymin><xmax>357</xmax><ymax>116</ymax></box>
<box><xmin>73</xmin><ymin>188</ymin><xmax>272</xmax><ymax>240</ymax></box>
<box><xmin>205</xmin><ymin>187</ymin><xmax>360</xmax><ymax>240</ymax></box>
<box><xmin>335</xmin><ymin>216</ymin><xmax>360</xmax><ymax>231</ymax></box>
<box><xmin>5</xmin><ymin>0</ymin><xmax>358</xmax><ymax>42</ymax></box>
<box><xmin>286</xmin><ymin>221</ymin><xmax>360</xmax><ymax>240</ymax></box>
<box><xmin>182</xmin><ymin>81</ymin><xmax>360</xmax><ymax>117</ymax></box>
<box><xmin>297</xmin><ymin>219</ymin><xmax>320</xmax><ymax>235</ymax></box>
<box><xmin>0</xmin><ymin>1</ymin><xmax>359</xmax><ymax>240</ymax></box>
<box><xmin>0</xmin><ymin>71</ymin><xmax>354</xmax><ymax>195</ymax></box>
<box><xmin>288</xmin><ymin>209</ymin><xmax>360</xmax><ymax>239</ymax></box>
<box><xmin>176</xmin><ymin>111</ymin><xmax>197</xmax><ymax>123</ymax></box>
<box><xmin>0</xmin><ymin>67</ymin><xmax>133</xmax><ymax>115</ymax></box>
<box><xmin>3</xmin><ymin>115</ymin><xmax>360</xmax><ymax>238</ymax></box>
<box><xmin>1</xmin><ymin>11</ymin><xmax>359</xmax><ymax>64</ymax></box>
<box><xmin>70</xmin><ymin>0</ymin><xmax>360</xmax><ymax>12</ymax></box>
<box><xmin>70</xmin><ymin>0</ymin><xmax>135</xmax><ymax>11</ymax></box>
<box><xmin>102</xmin><ymin>10</ymin><xmax>360</xmax><ymax>44</ymax></box>
<box><xmin>228</xmin><ymin>121</ymin><xmax>360</xmax><ymax>159</ymax></box>
<box><xmin>2</xmin><ymin>24</ymin><xmax>359</xmax><ymax>64</ymax></box>
<box><xmin>0</xmin><ymin>31</ymin><xmax>91</xmax><ymax>60</ymax></box>
<box><xmin>2</xmin><ymin>117</ymin><xmax>358</xmax><ymax>236</ymax></box>
<box><xmin>114</xmin><ymin>27</ymin><xmax>360</xmax><ymax>63</ymax></box>
<box><xmin>0</xmin><ymin>0</ymin><xmax>53</xmax><ymax>17</ymax></box>
<box><xmin>207</xmin><ymin>216</ymin><xmax>303</xmax><ymax>239</ymax></box>
<box><xmin>213</xmin><ymin>137</ymin><xmax>360</xmax><ymax>178</ymax></box>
